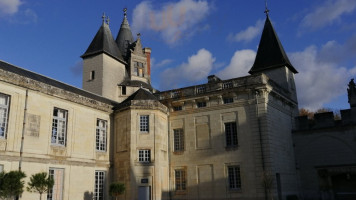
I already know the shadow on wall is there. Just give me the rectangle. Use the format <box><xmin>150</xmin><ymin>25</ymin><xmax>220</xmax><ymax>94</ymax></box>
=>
<box><xmin>83</xmin><ymin>191</ymin><xmax>93</xmax><ymax>200</ymax></box>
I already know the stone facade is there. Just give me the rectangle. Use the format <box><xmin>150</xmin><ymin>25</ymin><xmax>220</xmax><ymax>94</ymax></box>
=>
<box><xmin>5</xmin><ymin>8</ymin><xmax>353</xmax><ymax>200</ymax></box>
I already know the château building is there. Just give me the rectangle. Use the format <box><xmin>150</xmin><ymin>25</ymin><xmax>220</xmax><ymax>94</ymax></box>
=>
<box><xmin>1</xmin><ymin>7</ymin><xmax>354</xmax><ymax>200</ymax></box>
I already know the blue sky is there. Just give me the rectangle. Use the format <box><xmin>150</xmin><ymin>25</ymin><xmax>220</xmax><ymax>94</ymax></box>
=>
<box><xmin>1</xmin><ymin>0</ymin><xmax>356</xmax><ymax>111</ymax></box>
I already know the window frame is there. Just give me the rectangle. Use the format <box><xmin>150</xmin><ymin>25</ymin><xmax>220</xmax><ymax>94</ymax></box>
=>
<box><xmin>0</xmin><ymin>93</ymin><xmax>10</xmax><ymax>139</ymax></box>
<box><xmin>223</xmin><ymin>97</ymin><xmax>234</xmax><ymax>104</ymax></box>
<box><xmin>173</xmin><ymin>129</ymin><xmax>184</xmax><ymax>152</ymax></box>
<box><xmin>47</xmin><ymin>168</ymin><xmax>64</xmax><ymax>200</ymax></box>
<box><xmin>197</xmin><ymin>102</ymin><xmax>207</xmax><ymax>108</ymax></box>
<box><xmin>175</xmin><ymin>169</ymin><xmax>187</xmax><ymax>191</ymax></box>
<box><xmin>173</xmin><ymin>106</ymin><xmax>182</xmax><ymax>111</ymax></box>
<box><xmin>138</xmin><ymin>149</ymin><xmax>151</xmax><ymax>163</ymax></box>
<box><xmin>94</xmin><ymin>171</ymin><xmax>106</xmax><ymax>200</ymax></box>
<box><xmin>225</xmin><ymin>122</ymin><xmax>238</xmax><ymax>148</ymax></box>
<box><xmin>51</xmin><ymin>108</ymin><xmax>68</xmax><ymax>146</ymax></box>
<box><xmin>139</xmin><ymin>115</ymin><xmax>149</xmax><ymax>133</ymax></box>
<box><xmin>96</xmin><ymin>119</ymin><xmax>107</xmax><ymax>152</ymax></box>
<box><xmin>227</xmin><ymin>165</ymin><xmax>241</xmax><ymax>190</ymax></box>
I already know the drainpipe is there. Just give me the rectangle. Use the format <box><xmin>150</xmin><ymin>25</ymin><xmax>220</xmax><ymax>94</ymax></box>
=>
<box><xmin>167</xmin><ymin>113</ymin><xmax>172</xmax><ymax>200</ymax></box>
<box><xmin>19</xmin><ymin>89</ymin><xmax>28</xmax><ymax>171</ymax></box>
<box><xmin>255</xmin><ymin>90</ymin><xmax>267</xmax><ymax>200</ymax></box>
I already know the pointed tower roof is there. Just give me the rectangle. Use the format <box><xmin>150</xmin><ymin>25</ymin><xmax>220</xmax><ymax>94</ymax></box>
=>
<box><xmin>249</xmin><ymin>14</ymin><xmax>297</xmax><ymax>74</ymax></box>
<box><xmin>81</xmin><ymin>14</ymin><xmax>124</xmax><ymax>62</ymax></box>
<box><xmin>116</xmin><ymin>8</ymin><xmax>134</xmax><ymax>59</ymax></box>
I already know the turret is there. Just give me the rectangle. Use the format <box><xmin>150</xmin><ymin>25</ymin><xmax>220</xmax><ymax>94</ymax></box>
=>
<box><xmin>115</xmin><ymin>8</ymin><xmax>134</xmax><ymax>60</ymax></box>
<box><xmin>81</xmin><ymin>14</ymin><xmax>127</xmax><ymax>101</ymax></box>
<box><xmin>249</xmin><ymin>10</ymin><xmax>298</xmax><ymax>104</ymax></box>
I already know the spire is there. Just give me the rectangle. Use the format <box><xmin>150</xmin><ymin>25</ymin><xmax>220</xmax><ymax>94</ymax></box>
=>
<box><xmin>116</xmin><ymin>8</ymin><xmax>134</xmax><ymax>59</ymax></box>
<box><xmin>264</xmin><ymin>0</ymin><xmax>269</xmax><ymax>16</ymax></box>
<box><xmin>81</xmin><ymin>14</ymin><xmax>124</xmax><ymax>62</ymax></box>
<box><xmin>249</xmin><ymin>13</ymin><xmax>297</xmax><ymax>74</ymax></box>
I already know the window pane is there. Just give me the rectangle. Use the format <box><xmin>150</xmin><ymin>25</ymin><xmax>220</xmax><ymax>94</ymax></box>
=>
<box><xmin>94</xmin><ymin>171</ymin><xmax>105</xmax><ymax>200</ymax></box>
<box><xmin>51</xmin><ymin>108</ymin><xmax>67</xmax><ymax>146</ymax></box>
<box><xmin>47</xmin><ymin>168</ymin><xmax>64</xmax><ymax>200</ymax></box>
<box><xmin>0</xmin><ymin>94</ymin><xmax>9</xmax><ymax>138</ymax></box>
<box><xmin>140</xmin><ymin>115</ymin><xmax>149</xmax><ymax>132</ymax></box>
<box><xmin>96</xmin><ymin>119</ymin><xmax>107</xmax><ymax>151</ymax></box>
<box><xmin>225</xmin><ymin>122</ymin><xmax>238</xmax><ymax>147</ymax></box>
<box><xmin>228</xmin><ymin>166</ymin><xmax>241</xmax><ymax>189</ymax></box>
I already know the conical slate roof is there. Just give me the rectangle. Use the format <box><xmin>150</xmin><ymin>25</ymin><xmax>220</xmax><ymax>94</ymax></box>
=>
<box><xmin>115</xmin><ymin>11</ymin><xmax>134</xmax><ymax>59</ymax></box>
<box><xmin>249</xmin><ymin>15</ymin><xmax>297</xmax><ymax>74</ymax></box>
<box><xmin>81</xmin><ymin>22</ymin><xmax>124</xmax><ymax>62</ymax></box>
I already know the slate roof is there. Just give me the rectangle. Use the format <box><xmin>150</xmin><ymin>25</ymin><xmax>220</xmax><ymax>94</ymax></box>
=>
<box><xmin>119</xmin><ymin>79</ymin><xmax>153</xmax><ymax>91</ymax></box>
<box><xmin>249</xmin><ymin>15</ymin><xmax>298</xmax><ymax>74</ymax></box>
<box><xmin>81</xmin><ymin>22</ymin><xmax>124</xmax><ymax>63</ymax></box>
<box><xmin>115</xmin><ymin>14</ymin><xmax>134</xmax><ymax>60</ymax></box>
<box><xmin>0</xmin><ymin>60</ymin><xmax>119</xmax><ymax>106</ymax></box>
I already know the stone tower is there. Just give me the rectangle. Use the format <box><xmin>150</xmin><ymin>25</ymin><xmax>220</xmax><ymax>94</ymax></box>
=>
<box><xmin>249</xmin><ymin>12</ymin><xmax>298</xmax><ymax>111</ymax></box>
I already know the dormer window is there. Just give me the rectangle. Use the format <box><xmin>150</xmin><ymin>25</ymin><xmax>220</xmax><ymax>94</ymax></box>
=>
<box><xmin>134</xmin><ymin>62</ymin><xmax>144</xmax><ymax>77</ymax></box>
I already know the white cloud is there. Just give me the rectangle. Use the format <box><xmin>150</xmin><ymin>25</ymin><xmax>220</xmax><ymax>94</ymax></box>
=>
<box><xmin>159</xmin><ymin>48</ymin><xmax>215</xmax><ymax>90</ymax></box>
<box><xmin>155</xmin><ymin>59</ymin><xmax>173</xmax><ymax>68</ymax></box>
<box><xmin>300</xmin><ymin>0</ymin><xmax>356</xmax><ymax>31</ymax></box>
<box><xmin>132</xmin><ymin>0</ymin><xmax>210</xmax><ymax>45</ymax></box>
<box><xmin>0</xmin><ymin>0</ymin><xmax>22</xmax><ymax>15</ymax></box>
<box><xmin>228</xmin><ymin>19</ymin><xmax>264</xmax><ymax>43</ymax></box>
<box><xmin>217</xmin><ymin>49</ymin><xmax>256</xmax><ymax>79</ymax></box>
<box><xmin>290</xmin><ymin>45</ymin><xmax>356</xmax><ymax>111</ymax></box>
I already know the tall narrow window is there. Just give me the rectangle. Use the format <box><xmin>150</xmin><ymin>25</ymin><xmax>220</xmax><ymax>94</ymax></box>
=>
<box><xmin>122</xmin><ymin>86</ymin><xmax>126</xmax><ymax>95</ymax></box>
<box><xmin>90</xmin><ymin>71</ymin><xmax>95</xmax><ymax>80</ymax></box>
<box><xmin>140</xmin><ymin>115</ymin><xmax>149</xmax><ymax>132</ymax></box>
<box><xmin>175</xmin><ymin>169</ymin><xmax>186</xmax><ymax>191</ymax></box>
<box><xmin>0</xmin><ymin>164</ymin><xmax>3</xmax><ymax>172</ymax></box>
<box><xmin>47</xmin><ymin>168</ymin><xmax>64</xmax><ymax>200</ymax></box>
<box><xmin>94</xmin><ymin>171</ymin><xmax>105</xmax><ymax>200</ymax></box>
<box><xmin>138</xmin><ymin>150</ymin><xmax>150</xmax><ymax>163</ymax></box>
<box><xmin>96</xmin><ymin>119</ymin><xmax>107</xmax><ymax>152</ymax></box>
<box><xmin>51</xmin><ymin>108</ymin><xmax>68</xmax><ymax>146</ymax></box>
<box><xmin>0</xmin><ymin>93</ymin><xmax>10</xmax><ymax>138</ymax></box>
<box><xmin>228</xmin><ymin>166</ymin><xmax>241</xmax><ymax>189</ymax></box>
<box><xmin>225</xmin><ymin>122</ymin><xmax>238</xmax><ymax>147</ymax></box>
<box><xmin>174</xmin><ymin>129</ymin><xmax>184</xmax><ymax>152</ymax></box>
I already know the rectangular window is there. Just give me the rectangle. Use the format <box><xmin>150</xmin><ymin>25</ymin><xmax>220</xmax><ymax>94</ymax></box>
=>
<box><xmin>197</xmin><ymin>102</ymin><xmax>206</xmax><ymax>108</ymax></box>
<box><xmin>0</xmin><ymin>164</ymin><xmax>3</xmax><ymax>172</ymax></box>
<box><xmin>122</xmin><ymin>86</ymin><xmax>126</xmax><ymax>95</ymax></box>
<box><xmin>140</xmin><ymin>115</ymin><xmax>149</xmax><ymax>132</ymax></box>
<box><xmin>47</xmin><ymin>168</ymin><xmax>64</xmax><ymax>200</ymax></box>
<box><xmin>96</xmin><ymin>119</ymin><xmax>107</xmax><ymax>152</ymax></box>
<box><xmin>175</xmin><ymin>169</ymin><xmax>186</xmax><ymax>191</ymax></box>
<box><xmin>138</xmin><ymin>150</ymin><xmax>150</xmax><ymax>163</ymax></box>
<box><xmin>228</xmin><ymin>166</ymin><xmax>241</xmax><ymax>189</ymax></box>
<box><xmin>0</xmin><ymin>93</ymin><xmax>10</xmax><ymax>138</ymax></box>
<box><xmin>90</xmin><ymin>71</ymin><xmax>95</xmax><ymax>80</ymax></box>
<box><xmin>173</xmin><ymin>106</ymin><xmax>182</xmax><ymax>111</ymax></box>
<box><xmin>172</xmin><ymin>91</ymin><xmax>181</xmax><ymax>98</ymax></box>
<box><xmin>94</xmin><ymin>171</ymin><xmax>105</xmax><ymax>200</ymax></box>
<box><xmin>223</xmin><ymin>81</ymin><xmax>233</xmax><ymax>89</ymax></box>
<box><xmin>174</xmin><ymin>129</ymin><xmax>184</xmax><ymax>152</ymax></box>
<box><xmin>223</xmin><ymin>97</ymin><xmax>234</xmax><ymax>104</ymax></box>
<box><xmin>51</xmin><ymin>108</ymin><xmax>68</xmax><ymax>146</ymax></box>
<box><xmin>225</xmin><ymin>122</ymin><xmax>238</xmax><ymax>147</ymax></box>
<box><xmin>196</xmin><ymin>86</ymin><xmax>206</xmax><ymax>94</ymax></box>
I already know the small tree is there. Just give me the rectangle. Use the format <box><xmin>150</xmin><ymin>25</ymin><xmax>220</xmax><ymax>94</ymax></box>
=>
<box><xmin>27</xmin><ymin>172</ymin><xmax>54</xmax><ymax>200</ymax></box>
<box><xmin>109</xmin><ymin>182</ymin><xmax>125</xmax><ymax>200</ymax></box>
<box><xmin>0</xmin><ymin>170</ymin><xmax>26</xmax><ymax>200</ymax></box>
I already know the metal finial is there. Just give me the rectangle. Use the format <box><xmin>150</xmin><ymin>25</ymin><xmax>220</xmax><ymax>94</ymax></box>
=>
<box><xmin>123</xmin><ymin>8</ymin><xmax>127</xmax><ymax>17</ymax></box>
<box><xmin>106</xmin><ymin>16</ymin><xmax>110</xmax><ymax>25</ymax></box>
<box><xmin>264</xmin><ymin>0</ymin><xmax>270</xmax><ymax>16</ymax></box>
<box><xmin>102</xmin><ymin>12</ymin><xmax>106</xmax><ymax>24</ymax></box>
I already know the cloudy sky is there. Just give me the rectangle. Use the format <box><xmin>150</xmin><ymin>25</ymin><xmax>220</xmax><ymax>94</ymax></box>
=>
<box><xmin>1</xmin><ymin>0</ymin><xmax>356</xmax><ymax>111</ymax></box>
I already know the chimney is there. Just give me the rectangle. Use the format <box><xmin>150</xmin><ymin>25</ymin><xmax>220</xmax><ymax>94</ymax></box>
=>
<box><xmin>144</xmin><ymin>48</ymin><xmax>151</xmax><ymax>75</ymax></box>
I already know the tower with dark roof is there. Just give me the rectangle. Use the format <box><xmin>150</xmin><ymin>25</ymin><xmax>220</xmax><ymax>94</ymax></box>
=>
<box><xmin>81</xmin><ymin>14</ymin><xmax>127</xmax><ymax>101</ymax></box>
<box><xmin>81</xmin><ymin>11</ymin><xmax>153</xmax><ymax>103</ymax></box>
<box><xmin>249</xmin><ymin>12</ymin><xmax>298</xmax><ymax>105</ymax></box>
